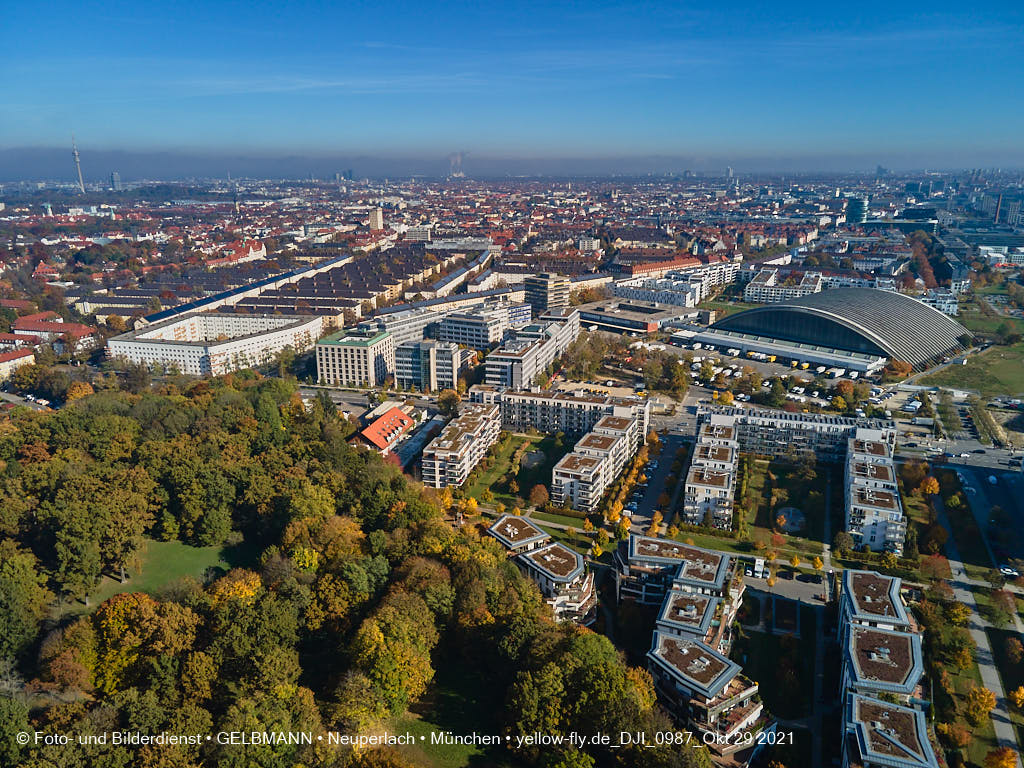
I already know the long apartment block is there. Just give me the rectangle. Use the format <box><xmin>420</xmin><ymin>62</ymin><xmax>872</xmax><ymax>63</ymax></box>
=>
<box><xmin>682</xmin><ymin>420</ymin><xmax>739</xmax><ymax>530</ymax></box>
<box><xmin>838</xmin><ymin>570</ymin><xmax>937</xmax><ymax>768</ymax></box>
<box><xmin>472</xmin><ymin>387</ymin><xmax>652</xmax><ymax>438</ymax></box>
<box><xmin>844</xmin><ymin>433</ymin><xmax>906</xmax><ymax>555</ymax></box>
<box><xmin>420</xmin><ymin>402</ymin><xmax>501</xmax><ymax>488</ymax></box>
<box><xmin>484</xmin><ymin>309</ymin><xmax>580</xmax><ymax>388</ymax></box>
<box><xmin>696</xmin><ymin>405</ymin><xmax>897</xmax><ymax>461</ymax></box>
<box><xmin>621</xmin><ymin>532</ymin><xmax>757</xmax><ymax>756</ymax></box>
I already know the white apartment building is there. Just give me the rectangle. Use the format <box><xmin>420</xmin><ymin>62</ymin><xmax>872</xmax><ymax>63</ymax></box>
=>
<box><xmin>743</xmin><ymin>267</ymin><xmax>823</xmax><ymax>303</ymax></box>
<box><xmin>315</xmin><ymin>329</ymin><xmax>395</xmax><ymax>386</ymax></box>
<box><xmin>612</xmin><ymin>276</ymin><xmax>703</xmax><ymax>308</ymax></box>
<box><xmin>483</xmin><ymin>387</ymin><xmax>652</xmax><ymax>438</ymax></box>
<box><xmin>551</xmin><ymin>414</ymin><xmax>641</xmax><ymax>511</ymax></box>
<box><xmin>107</xmin><ymin>313</ymin><xmax>323</xmax><ymax>376</ymax></box>
<box><xmin>844</xmin><ymin>432</ymin><xmax>907</xmax><ymax>555</ymax></box>
<box><xmin>357</xmin><ymin>306</ymin><xmax>443</xmax><ymax>346</ymax></box>
<box><xmin>420</xmin><ymin>402</ymin><xmax>501</xmax><ymax>488</ymax></box>
<box><xmin>696</xmin><ymin>406</ymin><xmax>897</xmax><ymax>461</ymax></box>
<box><xmin>682</xmin><ymin>421</ymin><xmax>739</xmax><ymax>530</ymax></box>
<box><xmin>436</xmin><ymin>302</ymin><xmax>531</xmax><ymax>349</ymax></box>
<box><xmin>484</xmin><ymin>311</ymin><xmax>580</xmax><ymax>388</ymax></box>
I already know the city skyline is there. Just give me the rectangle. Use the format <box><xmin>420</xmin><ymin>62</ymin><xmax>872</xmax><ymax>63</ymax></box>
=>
<box><xmin>2</xmin><ymin>0</ymin><xmax>1023</xmax><ymax>173</ymax></box>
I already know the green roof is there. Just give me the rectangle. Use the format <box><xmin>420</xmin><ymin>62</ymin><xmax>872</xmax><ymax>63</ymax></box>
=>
<box><xmin>318</xmin><ymin>330</ymin><xmax>391</xmax><ymax>347</ymax></box>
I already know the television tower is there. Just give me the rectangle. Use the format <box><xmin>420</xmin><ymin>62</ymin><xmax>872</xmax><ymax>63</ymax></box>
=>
<box><xmin>71</xmin><ymin>136</ymin><xmax>86</xmax><ymax>194</ymax></box>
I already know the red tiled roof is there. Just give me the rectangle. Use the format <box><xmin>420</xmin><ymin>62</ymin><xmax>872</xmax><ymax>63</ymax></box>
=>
<box><xmin>359</xmin><ymin>407</ymin><xmax>415</xmax><ymax>452</ymax></box>
<box><xmin>0</xmin><ymin>349</ymin><xmax>33</xmax><ymax>363</ymax></box>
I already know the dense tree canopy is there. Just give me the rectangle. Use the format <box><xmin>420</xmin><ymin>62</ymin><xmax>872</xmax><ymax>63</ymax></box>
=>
<box><xmin>0</xmin><ymin>373</ymin><xmax>712</xmax><ymax>768</ymax></box>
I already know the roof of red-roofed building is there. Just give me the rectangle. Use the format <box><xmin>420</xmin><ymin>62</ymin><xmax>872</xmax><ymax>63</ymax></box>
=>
<box><xmin>359</xmin><ymin>407</ymin><xmax>415</xmax><ymax>452</ymax></box>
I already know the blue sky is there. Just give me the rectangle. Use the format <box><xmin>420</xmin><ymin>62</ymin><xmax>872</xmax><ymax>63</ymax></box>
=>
<box><xmin>2</xmin><ymin>0</ymin><xmax>1022</xmax><ymax>162</ymax></box>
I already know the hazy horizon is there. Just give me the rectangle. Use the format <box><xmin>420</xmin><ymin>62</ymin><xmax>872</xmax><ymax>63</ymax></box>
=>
<box><xmin>3</xmin><ymin>146</ymin><xmax>1023</xmax><ymax>185</ymax></box>
<box><xmin>3</xmin><ymin>0</ymin><xmax>1022</xmax><ymax>178</ymax></box>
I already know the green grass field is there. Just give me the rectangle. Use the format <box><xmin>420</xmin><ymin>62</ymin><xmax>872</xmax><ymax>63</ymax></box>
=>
<box><xmin>389</xmin><ymin>658</ymin><xmax>514</xmax><ymax>768</ymax></box>
<box><xmin>986</xmin><ymin>626</ymin><xmax>1024</xmax><ymax>754</ymax></box>
<box><xmin>463</xmin><ymin>433</ymin><xmax>572</xmax><ymax>508</ymax></box>
<box><xmin>697</xmin><ymin>298</ymin><xmax>762</xmax><ymax>319</ymax></box>
<box><xmin>920</xmin><ymin>342</ymin><xmax>1024</xmax><ymax>398</ymax></box>
<box><xmin>58</xmin><ymin>538</ymin><xmax>251</xmax><ymax>618</ymax></box>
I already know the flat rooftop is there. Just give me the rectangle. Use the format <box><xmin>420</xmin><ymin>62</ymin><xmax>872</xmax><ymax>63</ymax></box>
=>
<box><xmin>577</xmin><ymin>433</ymin><xmax>618</xmax><ymax>452</ymax></box>
<box><xmin>695</xmin><ymin>444</ymin><xmax>735</xmax><ymax>464</ymax></box>
<box><xmin>649</xmin><ymin>633</ymin><xmax>740</xmax><ymax>694</ymax></box>
<box><xmin>849</xmin><ymin>626</ymin><xmax>919</xmax><ymax>686</ymax></box>
<box><xmin>660</xmin><ymin>592</ymin><xmax>716</xmax><ymax>630</ymax></box>
<box><xmin>687</xmin><ymin>466</ymin><xmax>733</xmax><ymax>489</ymax></box>
<box><xmin>852</xmin><ymin>487</ymin><xmax>899</xmax><ymax>512</ymax></box>
<box><xmin>852</xmin><ymin>461</ymin><xmax>894</xmax><ymax>483</ymax></box>
<box><xmin>701</xmin><ymin>423</ymin><xmax>736</xmax><ymax>441</ymax></box>
<box><xmin>488</xmin><ymin>514</ymin><xmax>548</xmax><ymax>549</ymax></box>
<box><xmin>554</xmin><ymin>452</ymin><xmax>603</xmax><ymax>475</ymax></box>
<box><xmin>846</xmin><ymin>571</ymin><xmax>904</xmax><ymax>621</ymax></box>
<box><xmin>849</xmin><ymin>696</ymin><xmax>935</xmax><ymax>767</ymax></box>
<box><xmin>594</xmin><ymin>415</ymin><xmax>634</xmax><ymax>432</ymax></box>
<box><xmin>523</xmin><ymin>542</ymin><xmax>583</xmax><ymax>581</ymax></box>
<box><xmin>630</xmin><ymin>536</ymin><xmax>729</xmax><ymax>586</ymax></box>
<box><xmin>852</xmin><ymin>438</ymin><xmax>889</xmax><ymax>458</ymax></box>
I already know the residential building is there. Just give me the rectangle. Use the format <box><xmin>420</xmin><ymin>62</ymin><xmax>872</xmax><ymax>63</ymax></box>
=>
<box><xmin>436</xmin><ymin>304</ymin><xmax>516</xmax><ymax>349</ymax></box>
<box><xmin>486</xmin><ymin>514</ymin><xmax>597</xmax><ymax>625</ymax></box>
<box><xmin>357</xmin><ymin>306</ymin><xmax>442</xmax><ymax>346</ymax></box>
<box><xmin>368</xmin><ymin>207</ymin><xmax>384</xmax><ymax>231</ymax></box>
<box><xmin>315</xmin><ymin>329</ymin><xmax>395</xmax><ymax>386</ymax></box>
<box><xmin>0</xmin><ymin>349</ymin><xmax>34</xmax><ymax>380</ymax></box>
<box><xmin>395</xmin><ymin>340</ymin><xmax>463</xmax><ymax>391</ymax></box>
<box><xmin>838</xmin><ymin>570</ymin><xmax>936</xmax><ymax>768</ymax></box>
<box><xmin>108</xmin><ymin>313</ymin><xmax>322</xmax><ymax>376</ymax></box>
<box><xmin>844</xmin><ymin>434</ymin><xmax>906</xmax><ymax>554</ymax></box>
<box><xmin>696</xmin><ymin>406</ymin><xmax>897</xmax><ymax>462</ymax></box>
<box><xmin>647</xmin><ymin>633</ymin><xmax>763</xmax><ymax>756</ymax></box>
<box><xmin>485</xmin><ymin>388</ymin><xmax>651</xmax><ymax>438</ymax></box>
<box><xmin>524</xmin><ymin>272</ymin><xmax>570</xmax><ymax>313</ymax></box>
<box><xmin>551</xmin><ymin>414</ymin><xmax>642</xmax><ymax>512</ymax></box>
<box><xmin>842</xmin><ymin>695</ymin><xmax>938</xmax><ymax>768</ymax></box>
<box><xmin>682</xmin><ymin>421</ymin><xmax>739</xmax><ymax>530</ymax></box>
<box><xmin>484</xmin><ymin>310</ymin><xmax>580</xmax><ymax>388</ymax></box>
<box><xmin>420</xmin><ymin>402</ymin><xmax>501</xmax><ymax>488</ymax></box>
<box><xmin>614</xmin><ymin>535</ymin><xmax>742</xmax><ymax>607</ymax></box>
<box><xmin>743</xmin><ymin>268</ymin><xmax>823</xmax><ymax>303</ymax></box>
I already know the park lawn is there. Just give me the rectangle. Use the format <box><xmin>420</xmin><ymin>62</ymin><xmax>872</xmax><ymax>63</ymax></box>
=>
<box><xmin>463</xmin><ymin>433</ymin><xmax>573</xmax><ymax>508</ymax></box>
<box><xmin>748</xmin><ymin>458</ymin><xmax>828</xmax><ymax>555</ymax></box>
<box><xmin>972</xmin><ymin>588</ymin><xmax>1015</xmax><ymax>628</ymax></box>
<box><xmin>986</xmin><ymin>627</ymin><xmax>1024</xmax><ymax>751</ymax></box>
<box><xmin>535</xmin><ymin>523</ymin><xmax>593</xmax><ymax>555</ymax></box>
<box><xmin>926</xmin><ymin>615</ymin><xmax>999</xmax><ymax>767</ymax></box>
<box><xmin>463</xmin><ymin>434</ymin><xmax>535</xmax><ymax>505</ymax></box>
<box><xmin>390</xmin><ymin>661</ymin><xmax>514</xmax><ymax>768</ymax></box>
<box><xmin>920</xmin><ymin>342</ymin><xmax>1024</xmax><ymax>398</ymax></box>
<box><xmin>60</xmin><ymin>539</ymin><xmax>242</xmax><ymax>618</ymax></box>
<box><xmin>531</xmin><ymin>510</ymin><xmax>588</xmax><ymax>528</ymax></box>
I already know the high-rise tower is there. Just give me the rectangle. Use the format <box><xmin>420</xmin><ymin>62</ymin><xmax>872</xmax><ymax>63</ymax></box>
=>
<box><xmin>72</xmin><ymin>136</ymin><xmax>86</xmax><ymax>194</ymax></box>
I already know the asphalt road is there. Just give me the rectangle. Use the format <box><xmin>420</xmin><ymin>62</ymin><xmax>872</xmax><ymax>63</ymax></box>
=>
<box><xmin>627</xmin><ymin>433</ymin><xmax>686</xmax><ymax>532</ymax></box>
